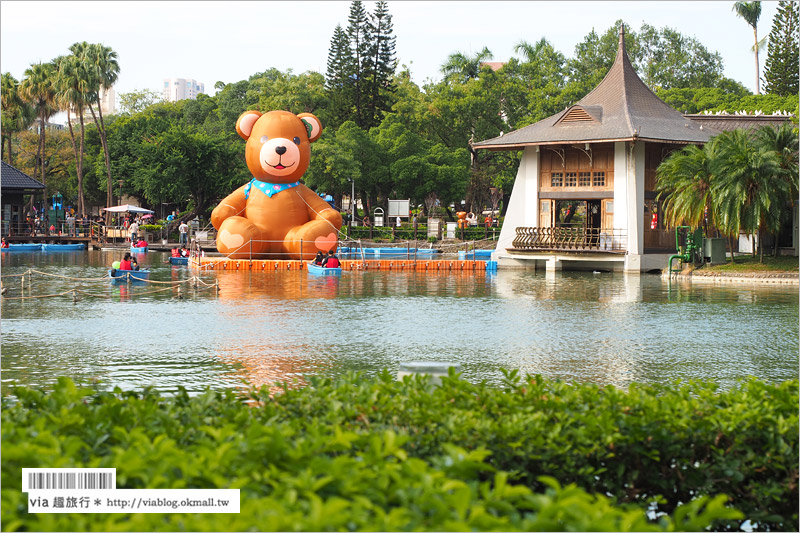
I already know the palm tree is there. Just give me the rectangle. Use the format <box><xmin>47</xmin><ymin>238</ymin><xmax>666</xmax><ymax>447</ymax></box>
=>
<box><xmin>20</xmin><ymin>62</ymin><xmax>57</xmax><ymax>188</ymax></box>
<box><xmin>440</xmin><ymin>47</ymin><xmax>493</xmax><ymax>83</ymax></box>
<box><xmin>733</xmin><ymin>1</ymin><xmax>763</xmax><ymax>94</ymax></box>
<box><xmin>656</xmin><ymin>142</ymin><xmax>721</xmax><ymax>254</ymax></box>
<box><xmin>514</xmin><ymin>38</ymin><xmax>553</xmax><ymax>63</ymax></box>
<box><xmin>1</xmin><ymin>73</ymin><xmax>35</xmax><ymax>165</ymax></box>
<box><xmin>54</xmin><ymin>49</ymin><xmax>92</xmax><ymax>216</ymax></box>
<box><xmin>711</xmin><ymin>129</ymin><xmax>786</xmax><ymax>262</ymax></box>
<box><xmin>754</xmin><ymin>123</ymin><xmax>799</xmax><ymax>254</ymax></box>
<box><xmin>84</xmin><ymin>43</ymin><xmax>119</xmax><ymax>212</ymax></box>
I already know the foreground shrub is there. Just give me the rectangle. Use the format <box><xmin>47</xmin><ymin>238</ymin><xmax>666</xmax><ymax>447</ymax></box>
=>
<box><xmin>2</xmin><ymin>374</ymin><xmax>795</xmax><ymax>531</ymax></box>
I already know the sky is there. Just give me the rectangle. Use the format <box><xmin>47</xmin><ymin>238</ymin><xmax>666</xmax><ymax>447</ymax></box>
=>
<box><xmin>1</xmin><ymin>1</ymin><xmax>781</xmax><ymax>123</ymax></box>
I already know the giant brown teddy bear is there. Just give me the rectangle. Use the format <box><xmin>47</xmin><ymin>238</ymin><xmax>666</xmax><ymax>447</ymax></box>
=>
<box><xmin>211</xmin><ymin>110</ymin><xmax>342</xmax><ymax>259</ymax></box>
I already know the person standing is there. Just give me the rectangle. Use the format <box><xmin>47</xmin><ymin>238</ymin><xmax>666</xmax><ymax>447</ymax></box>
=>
<box><xmin>66</xmin><ymin>213</ymin><xmax>76</xmax><ymax>236</ymax></box>
<box><xmin>178</xmin><ymin>220</ymin><xmax>189</xmax><ymax>246</ymax></box>
<box><xmin>129</xmin><ymin>219</ymin><xmax>139</xmax><ymax>243</ymax></box>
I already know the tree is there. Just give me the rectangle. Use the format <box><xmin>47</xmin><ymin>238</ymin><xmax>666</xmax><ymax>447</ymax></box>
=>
<box><xmin>655</xmin><ymin>143</ymin><xmax>718</xmax><ymax>234</ymax></box>
<box><xmin>637</xmin><ymin>23</ymin><xmax>726</xmax><ymax>90</ymax></box>
<box><xmin>325</xmin><ymin>24</ymin><xmax>354</xmax><ymax>128</ymax></box>
<box><xmin>763</xmin><ymin>1</ymin><xmax>800</xmax><ymax>96</ymax></box>
<box><xmin>365</xmin><ymin>0</ymin><xmax>396</xmax><ymax>128</ymax></box>
<box><xmin>754</xmin><ymin>123</ymin><xmax>799</xmax><ymax>254</ymax></box>
<box><xmin>54</xmin><ymin>43</ymin><xmax>95</xmax><ymax>216</ymax></box>
<box><xmin>257</xmin><ymin>70</ymin><xmax>328</xmax><ymax>119</ymax></box>
<box><xmin>132</xmin><ymin>124</ymin><xmax>247</xmax><ymax>225</ymax></box>
<box><xmin>118</xmin><ymin>89</ymin><xmax>163</xmax><ymax>114</ymax></box>
<box><xmin>712</xmin><ymin>129</ymin><xmax>786</xmax><ymax>262</ymax></box>
<box><xmin>1</xmin><ymin>73</ymin><xmax>35</xmax><ymax>165</ymax></box>
<box><xmin>440</xmin><ymin>47</ymin><xmax>494</xmax><ymax>84</ymax></box>
<box><xmin>20</xmin><ymin>62</ymin><xmax>57</xmax><ymax>189</ymax></box>
<box><xmin>83</xmin><ymin>43</ymin><xmax>120</xmax><ymax>212</ymax></box>
<box><xmin>346</xmin><ymin>0</ymin><xmax>372</xmax><ymax>128</ymax></box>
<box><xmin>733</xmin><ymin>1</ymin><xmax>764</xmax><ymax>95</ymax></box>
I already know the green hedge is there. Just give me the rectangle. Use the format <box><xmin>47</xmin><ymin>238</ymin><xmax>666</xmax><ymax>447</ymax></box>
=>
<box><xmin>3</xmin><ymin>373</ymin><xmax>796</xmax><ymax>531</ymax></box>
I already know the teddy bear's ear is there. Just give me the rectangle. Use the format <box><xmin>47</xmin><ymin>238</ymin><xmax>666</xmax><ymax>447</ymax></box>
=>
<box><xmin>298</xmin><ymin>113</ymin><xmax>323</xmax><ymax>143</ymax></box>
<box><xmin>235</xmin><ymin>110</ymin><xmax>263</xmax><ymax>140</ymax></box>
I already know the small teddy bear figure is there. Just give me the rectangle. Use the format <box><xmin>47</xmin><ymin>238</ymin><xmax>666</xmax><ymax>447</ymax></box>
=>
<box><xmin>211</xmin><ymin>110</ymin><xmax>342</xmax><ymax>259</ymax></box>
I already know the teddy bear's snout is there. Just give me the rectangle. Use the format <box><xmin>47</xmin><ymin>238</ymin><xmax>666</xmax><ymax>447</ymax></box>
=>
<box><xmin>275</xmin><ymin>146</ymin><xmax>287</xmax><ymax>155</ymax></box>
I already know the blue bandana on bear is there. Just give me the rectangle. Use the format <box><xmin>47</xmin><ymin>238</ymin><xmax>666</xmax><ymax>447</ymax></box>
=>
<box><xmin>243</xmin><ymin>179</ymin><xmax>300</xmax><ymax>199</ymax></box>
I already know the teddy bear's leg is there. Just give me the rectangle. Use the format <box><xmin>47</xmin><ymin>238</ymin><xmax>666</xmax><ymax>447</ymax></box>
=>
<box><xmin>216</xmin><ymin>216</ymin><xmax>267</xmax><ymax>258</ymax></box>
<box><xmin>284</xmin><ymin>219</ymin><xmax>340</xmax><ymax>260</ymax></box>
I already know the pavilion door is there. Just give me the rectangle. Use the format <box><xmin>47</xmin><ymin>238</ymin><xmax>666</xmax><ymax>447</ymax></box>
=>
<box><xmin>539</xmin><ymin>200</ymin><xmax>553</xmax><ymax>228</ymax></box>
<box><xmin>601</xmin><ymin>200</ymin><xmax>614</xmax><ymax>231</ymax></box>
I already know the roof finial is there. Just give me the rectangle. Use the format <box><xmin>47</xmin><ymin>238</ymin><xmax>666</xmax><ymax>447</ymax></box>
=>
<box><xmin>619</xmin><ymin>23</ymin><xmax>625</xmax><ymax>52</ymax></box>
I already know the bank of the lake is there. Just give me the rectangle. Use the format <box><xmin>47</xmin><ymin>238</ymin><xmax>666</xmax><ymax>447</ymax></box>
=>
<box><xmin>665</xmin><ymin>255</ymin><xmax>799</xmax><ymax>284</ymax></box>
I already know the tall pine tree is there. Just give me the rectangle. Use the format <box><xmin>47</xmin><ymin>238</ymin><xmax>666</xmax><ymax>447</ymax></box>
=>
<box><xmin>764</xmin><ymin>0</ymin><xmax>799</xmax><ymax>96</ymax></box>
<box><xmin>326</xmin><ymin>24</ymin><xmax>354</xmax><ymax>128</ymax></box>
<box><xmin>367</xmin><ymin>0</ymin><xmax>397</xmax><ymax>128</ymax></box>
<box><xmin>325</xmin><ymin>1</ymin><xmax>397</xmax><ymax>130</ymax></box>
<box><xmin>347</xmin><ymin>0</ymin><xmax>372</xmax><ymax>129</ymax></box>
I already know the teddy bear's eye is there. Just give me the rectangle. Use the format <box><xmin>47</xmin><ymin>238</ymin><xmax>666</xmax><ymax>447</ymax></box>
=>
<box><xmin>260</xmin><ymin>136</ymin><xmax>269</xmax><ymax>144</ymax></box>
<box><xmin>293</xmin><ymin>137</ymin><xmax>301</xmax><ymax>145</ymax></box>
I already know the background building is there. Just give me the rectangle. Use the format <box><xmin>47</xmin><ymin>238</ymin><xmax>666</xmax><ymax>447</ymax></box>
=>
<box><xmin>98</xmin><ymin>86</ymin><xmax>115</xmax><ymax>116</ymax></box>
<box><xmin>163</xmin><ymin>78</ymin><xmax>205</xmax><ymax>102</ymax></box>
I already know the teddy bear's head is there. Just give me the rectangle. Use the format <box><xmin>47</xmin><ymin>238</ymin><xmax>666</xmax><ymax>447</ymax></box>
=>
<box><xmin>235</xmin><ymin>110</ymin><xmax>322</xmax><ymax>184</ymax></box>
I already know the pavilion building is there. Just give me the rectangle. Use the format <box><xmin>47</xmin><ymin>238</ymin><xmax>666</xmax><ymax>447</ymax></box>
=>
<box><xmin>473</xmin><ymin>26</ymin><xmax>718</xmax><ymax>272</ymax></box>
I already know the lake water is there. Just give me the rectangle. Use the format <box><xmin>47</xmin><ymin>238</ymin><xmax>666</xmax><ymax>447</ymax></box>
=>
<box><xmin>1</xmin><ymin>250</ymin><xmax>797</xmax><ymax>396</ymax></box>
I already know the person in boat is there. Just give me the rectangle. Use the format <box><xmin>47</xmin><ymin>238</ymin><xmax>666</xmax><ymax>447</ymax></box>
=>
<box><xmin>321</xmin><ymin>249</ymin><xmax>340</xmax><ymax>268</ymax></box>
<box><xmin>1</xmin><ymin>238</ymin><xmax>8</xmax><ymax>248</ymax></box>
<box><xmin>119</xmin><ymin>252</ymin><xmax>139</xmax><ymax>271</ymax></box>
<box><xmin>179</xmin><ymin>246</ymin><xmax>189</xmax><ymax>257</ymax></box>
<box><xmin>135</xmin><ymin>238</ymin><xmax>148</xmax><ymax>248</ymax></box>
<box><xmin>171</xmin><ymin>247</ymin><xmax>181</xmax><ymax>258</ymax></box>
<box><xmin>313</xmin><ymin>251</ymin><xmax>324</xmax><ymax>265</ymax></box>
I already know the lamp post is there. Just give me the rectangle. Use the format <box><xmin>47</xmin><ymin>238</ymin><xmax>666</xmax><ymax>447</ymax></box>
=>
<box><xmin>350</xmin><ymin>178</ymin><xmax>356</xmax><ymax>227</ymax></box>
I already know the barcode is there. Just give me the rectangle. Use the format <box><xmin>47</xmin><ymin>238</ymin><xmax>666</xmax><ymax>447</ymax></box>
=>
<box><xmin>22</xmin><ymin>468</ymin><xmax>116</xmax><ymax>491</ymax></box>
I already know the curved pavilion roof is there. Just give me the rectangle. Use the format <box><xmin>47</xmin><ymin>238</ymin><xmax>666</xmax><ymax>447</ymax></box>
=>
<box><xmin>473</xmin><ymin>26</ymin><xmax>717</xmax><ymax>151</ymax></box>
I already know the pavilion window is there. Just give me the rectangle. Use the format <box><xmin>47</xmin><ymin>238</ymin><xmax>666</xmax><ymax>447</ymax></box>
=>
<box><xmin>592</xmin><ymin>171</ymin><xmax>606</xmax><ymax>186</ymax></box>
<box><xmin>578</xmin><ymin>172</ymin><xmax>591</xmax><ymax>187</ymax></box>
<box><xmin>551</xmin><ymin>172</ymin><xmax>563</xmax><ymax>187</ymax></box>
<box><xmin>565</xmin><ymin>172</ymin><xmax>577</xmax><ymax>187</ymax></box>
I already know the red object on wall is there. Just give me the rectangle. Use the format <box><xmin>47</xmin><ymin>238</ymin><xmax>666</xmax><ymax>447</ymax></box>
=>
<box><xmin>651</xmin><ymin>213</ymin><xmax>658</xmax><ymax>230</ymax></box>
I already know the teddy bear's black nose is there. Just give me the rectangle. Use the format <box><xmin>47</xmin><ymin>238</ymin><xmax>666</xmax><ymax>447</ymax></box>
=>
<box><xmin>275</xmin><ymin>146</ymin><xmax>287</xmax><ymax>155</ymax></box>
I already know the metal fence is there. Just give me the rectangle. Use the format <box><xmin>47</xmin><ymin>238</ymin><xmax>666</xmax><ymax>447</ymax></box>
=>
<box><xmin>511</xmin><ymin>227</ymin><xmax>628</xmax><ymax>252</ymax></box>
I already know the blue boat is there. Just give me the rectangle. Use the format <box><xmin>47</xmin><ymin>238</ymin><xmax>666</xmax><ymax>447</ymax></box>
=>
<box><xmin>42</xmin><ymin>243</ymin><xmax>85</xmax><ymax>251</ymax></box>
<box><xmin>307</xmin><ymin>262</ymin><xmax>342</xmax><ymax>276</ymax></box>
<box><xmin>109</xmin><ymin>269</ymin><xmax>150</xmax><ymax>282</ymax></box>
<box><xmin>169</xmin><ymin>256</ymin><xmax>189</xmax><ymax>265</ymax></box>
<box><xmin>4</xmin><ymin>243</ymin><xmax>43</xmax><ymax>251</ymax></box>
<box><xmin>131</xmin><ymin>246</ymin><xmax>148</xmax><ymax>253</ymax></box>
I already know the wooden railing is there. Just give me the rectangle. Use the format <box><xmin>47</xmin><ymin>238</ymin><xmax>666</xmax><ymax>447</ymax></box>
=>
<box><xmin>511</xmin><ymin>227</ymin><xmax>627</xmax><ymax>252</ymax></box>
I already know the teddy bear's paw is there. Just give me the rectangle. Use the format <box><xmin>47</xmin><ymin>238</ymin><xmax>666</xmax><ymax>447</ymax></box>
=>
<box><xmin>314</xmin><ymin>232</ymin><xmax>338</xmax><ymax>252</ymax></box>
<box><xmin>219</xmin><ymin>229</ymin><xmax>245</xmax><ymax>251</ymax></box>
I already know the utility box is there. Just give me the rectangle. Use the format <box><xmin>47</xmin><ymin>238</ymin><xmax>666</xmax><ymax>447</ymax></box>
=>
<box><xmin>704</xmin><ymin>237</ymin><xmax>726</xmax><ymax>264</ymax></box>
<box><xmin>427</xmin><ymin>218</ymin><xmax>441</xmax><ymax>239</ymax></box>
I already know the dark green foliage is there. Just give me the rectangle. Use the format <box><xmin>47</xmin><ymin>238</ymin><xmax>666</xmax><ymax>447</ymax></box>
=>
<box><xmin>5</xmin><ymin>375</ymin><xmax>790</xmax><ymax>531</ymax></box>
<box><xmin>764</xmin><ymin>1</ymin><xmax>800</xmax><ymax>97</ymax></box>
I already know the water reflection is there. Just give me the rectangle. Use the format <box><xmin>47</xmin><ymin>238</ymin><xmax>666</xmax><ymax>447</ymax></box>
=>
<box><xmin>1</xmin><ymin>251</ymin><xmax>797</xmax><ymax>396</ymax></box>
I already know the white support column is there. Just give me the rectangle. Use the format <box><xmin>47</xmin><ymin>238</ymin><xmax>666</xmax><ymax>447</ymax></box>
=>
<box><xmin>545</xmin><ymin>257</ymin><xmax>563</xmax><ymax>271</ymax></box>
<box><xmin>613</xmin><ymin>142</ymin><xmax>628</xmax><ymax>241</ymax></box>
<box><xmin>493</xmin><ymin>146</ymin><xmax>540</xmax><ymax>258</ymax></box>
<box><xmin>615</xmin><ymin>141</ymin><xmax>645</xmax><ymax>272</ymax></box>
<box><xmin>627</xmin><ymin>141</ymin><xmax>645</xmax><ymax>256</ymax></box>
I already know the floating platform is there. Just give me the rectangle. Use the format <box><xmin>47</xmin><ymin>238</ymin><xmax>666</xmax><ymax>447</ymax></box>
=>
<box><xmin>190</xmin><ymin>257</ymin><xmax>498</xmax><ymax>273</ymax></box>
